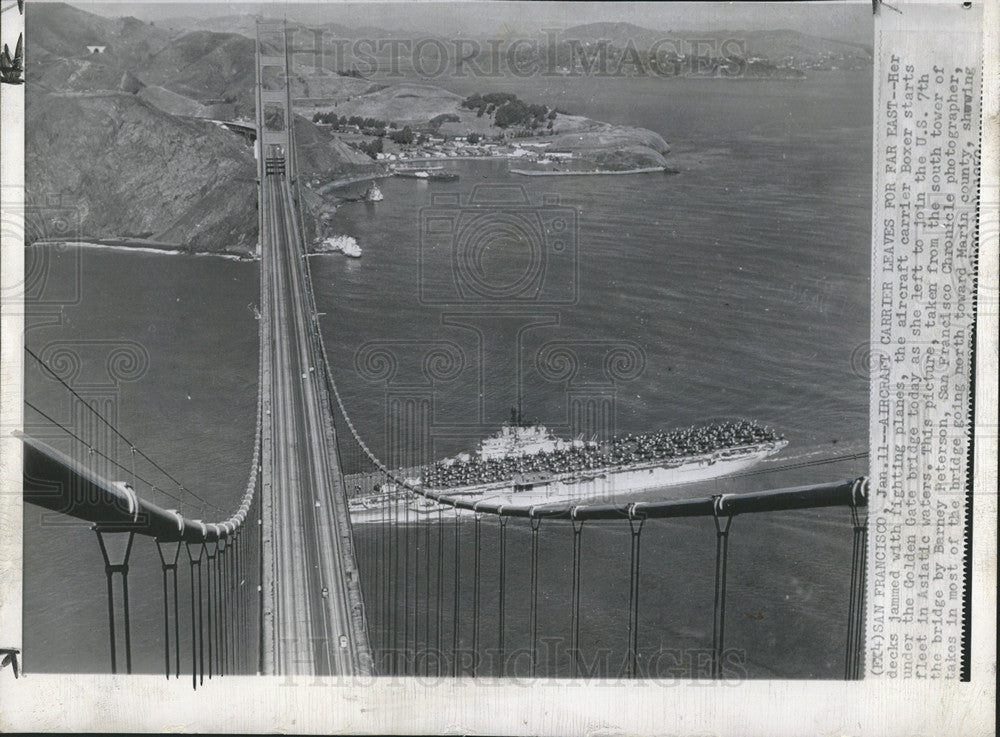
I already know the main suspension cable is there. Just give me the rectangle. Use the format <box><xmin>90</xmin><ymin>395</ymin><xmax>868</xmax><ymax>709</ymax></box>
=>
<box><xmin>25</xmin><ymin>346</ymin><xmax>224</xmax><ymax>514</ymax></box>
<box><xmin>24</xmin><ymin>400</ymin><xmax>186</xmax><ymax>507</ymax></box>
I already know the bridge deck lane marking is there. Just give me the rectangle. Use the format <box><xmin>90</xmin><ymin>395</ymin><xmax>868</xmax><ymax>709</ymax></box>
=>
<box><xmin>266</xmin><ymin>175</ymin><xmax>316</xmax><ymax>674</ymax></box>
<box><xmin>282</xmin><ymin>178</ymin><xmax>367</xmax><ymax>672</ymax></box>
<box><xmin>265</xmin><ymin>174</ymin><xmax>363</xmax><ymax>675</ymax></box>
<box><xmin>262</xmin><ymin>176</ymin><xmax>287</xmax><ymax>672</ymax></box>
<box><xmin>277</xmin><ymin>179</ymin><xmax>356</xmax><ymax>674</ymax></box>
<box><xmin>278</xmin><ymin>181</ymin><xmax>347</xmax><ymax>670</ymax></box>
<box><xmin>290</xmin><ymin>182</ymin><xmax>362</xmax><ymax>673</ymax></box>
<box><xmin>273</xmin><ymin>178</ymin><xmax>336</xmax><ymax>675</ymax></box>
<box><xmin>265</xmin><ymin>176</ymin><xmax>296</xmax><ymax>673</ymax></box>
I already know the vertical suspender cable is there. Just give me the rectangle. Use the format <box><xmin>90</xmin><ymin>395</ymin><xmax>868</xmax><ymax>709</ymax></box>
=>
<box><xmin>382</xmin><ymin>474</ymin><xmax>391</xmax><ymax>672</ymax></box>
<box><xmin>205</xmin><ymin>545</ymin><xmax>215</xmax><ymax>678</ymax></box>
<box><xmin>451</xmin><ymin>507</ymin><xmax>461</xmax><ymax>677</ymax></box>
<box><xmin>436</xmin><ymin>508</ymin><xmax>444</xmax><ymax>677</ymax></box>
<box><xmin>98</xmin><ymin>533</ymin><xmax>117</xmax><ymax>674</ymax></box>
<box><xmin>413</xmin><ymin>494</ymin><xmax>421</xmax><ymax>675</ymax></box>
<box><xmin>626</xmin><ymin>510</ymin><xmax>645</xmax><ymax>679</ymax></box>
<box><xmin>423</xmin><ymin>505</ymin><xmax>431</xmax><ymax>676</ymax></box>
<box><xmin>121</xmin><ymin>555</ymin><xmax>133</xmax><ymax>675</ymax></box>
<box><xmin>376</xmin><ymin>477</ymin><xmax>384</xmax><ymax>671</ymax></box>
<box><xmin>214</xmin><ymin>546</ymin><xmax>222</xmax><ymax>676</ymax></box>
<box><xmin>472</xmin><ymin>512</ymin><xmax>482</xmax><ymax>677</ymax></box>
<box><xmin>371</xmin><ymin>482</ymin><xmax>379</xmax><ymax>668</ymax></box>
<box><xmin>238</xmin><ymin>528</ymin><xmax>245</xmax><ymax>674</ymax></box>
<box><xmin>197</xmin><ymin>543</ymin><xmax>206</xmax><ymax>684</ymax></box>
<box><xmin>845</xmin><ymin>511</ymin><xmax>860</xmax><ymax>680</ymax></box>
<box><xmin>403</xmin><ymin>490</ymin><xmax>411</xmax><ymax>675</ymax></box>
<box><xmin>155</xmin><ymin>540</ymin><xmax>181</xmax><ymax>679</ymax></box>
<box><xmin>391</xmin><ymin>486</ymin><xmax>400</xmax><ymax>675</ymax></box>
<box><xmin>378</xmin><ymin>486</ymin><xmax>384</xmax><ymax>670</ymax></box>
<box><xmin>845</xmin><ymin>480</ymin><xmax>868</xmax><ymax>680</ymax></box>
<box><xmin>529</xmin><ymin>517</ymin><xmax>541</xmax><ymax>678</ymax></box>
<box><xmin>853</xmin><ymin>511</ymin><xmax>868</xmax><ymax>679</ymax></box>
<box><xmin>244</xmin><ymin>523</ymin><xmax>252</xmax><ymax>673</ymax></box>
<box><xmin>228</xmin><ymin>538</ymin><xmax>234</xmax><ymax>673</ymax></box>
<box><xmin>189</xmin><ymin>554</ymin><xmax>198</xmax><ymax>688</ymax></box>
<box><xmin>711</xmin><ymin>496</ymin><xmax>733</xmax><ymax>680</ymax></box>
<box><xmin>215</xmin><ymin>545</ymin><xmax>222</xmax><ymax>676</ymax></box>
<box><xmin>497</xmin><ymin>515</ymin><xmax>508</xmax><ymax>677</ymax></box>
<box><xmin>94</xmin><ymin>529</ymin><xmax>135</xmax><ymax>675</ymax></box>
<box><xmin>233</xmin><ymin>530</ymin><xmax>242</xmax><ymax>674</ymax></box>
<box><xmin>186</xmin><ymin>542</ymin><xmax>204</xmax><ymax>689</ymax></box>
<box><xmin>227</xmin><ymin>542</ymin><xmax>233</xmax><ymax>674</ymax></box>
<box><xmin>229</xmin><ymin>538</ymin><xmax>236</xmax><ymax>673</ymax></box>
<box><xmin>255</xmin><ymin>514</ymin><xmax>262</xmax><ymax>674</ymax></box>
<box><xmin>220</xmin><ymin>543</ymin><xmax>229</xmax><ymax>675</ymax></box>
<box><xmin>174</xmin><ymin>542</ymin><xmax>181</xmax><ymax>678</ymax></box>
<box><xmin>570</xmin><ymin>517</ymin><xmax>584</xmax><ymax>679</ymax></box>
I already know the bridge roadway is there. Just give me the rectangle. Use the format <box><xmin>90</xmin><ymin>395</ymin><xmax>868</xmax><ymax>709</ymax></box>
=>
<box><xmin>260</xmin><ymin>169</ymin><xmax>370</xmax><ymax>676</ymax></box>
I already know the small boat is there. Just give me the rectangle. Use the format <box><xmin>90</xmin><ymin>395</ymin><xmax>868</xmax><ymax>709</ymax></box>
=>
<box><xmin>396</xmin><ymin>169</ymin><xmax>459</xmax><ymax>181</ymax></box>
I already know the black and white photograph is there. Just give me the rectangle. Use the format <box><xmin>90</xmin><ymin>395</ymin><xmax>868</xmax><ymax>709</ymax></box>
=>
<box><xmin>0</xmin><ymin>0</ymin><xmax>994</xmax><ymax>733</ymax></box>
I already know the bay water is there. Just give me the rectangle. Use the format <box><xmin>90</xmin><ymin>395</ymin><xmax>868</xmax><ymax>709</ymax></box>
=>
<box><xmin>24</xmin><ymin>70</ymin><xmax>871</xmax><ymax>678</ymax></box>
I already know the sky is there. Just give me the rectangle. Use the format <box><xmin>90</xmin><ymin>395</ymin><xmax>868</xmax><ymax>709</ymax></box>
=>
<box><xmin>53</xmin><ymin>1</ymin><xmax>873</xmax><ymax>42</ymax></box>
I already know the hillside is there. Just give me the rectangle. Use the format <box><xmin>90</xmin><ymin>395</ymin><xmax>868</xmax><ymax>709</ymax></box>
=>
<box><xmin>27</xmin><ymin>3</ymin><xmax>174</xmax><ymax>71</ymax></box>
<box><xmin>134</xmin><ymin>30</ymin><xmax>257</xmax><ymax>116</ymax></box>
<box><xmin>26</xmin><ymin>91</ymin><xmax>258</xmax><ymax>254</ymax></box>
<box><xmin>311</xmin><ymin>83</ymin><xmax>466</xmax><ymax>125</ymax></box>
<box><xmin>303</xmin><ymin>83</ymin><xmax>671</xmax><ymax>170</ymax></box>
<box><xmin>24</xmin><ymin>2</ymin><xmax>377</xmax><ymax>255</ymax></box>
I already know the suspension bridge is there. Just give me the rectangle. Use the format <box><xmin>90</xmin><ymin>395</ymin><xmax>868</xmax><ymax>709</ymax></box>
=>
<box><xmin>16</xmin><ymin>22</ymin><xmax>870</xmax><ymax>684</ymax></box>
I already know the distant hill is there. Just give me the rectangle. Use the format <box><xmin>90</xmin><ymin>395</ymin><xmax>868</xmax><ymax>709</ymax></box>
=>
<box><xmin>154</xmin><ymin>13</ymin><xmax>393</xmax><ymax>41</ymax></box>
<box><xmin>135</xmin><ymin>30</ymin><xmax>257</xmax><ymax>115</ymax></box>
<box><xmin>28</xmin><ymin>2</ymin><xmax>174</xmax><ymax>68</ymax></box>
<box><xmin>677</xmin><ymin>28</ymin><xmax>873</xmax><ymax>62</ymax></box>
<box><xmin>559</xmin><ymin>23</ymin><xmax>872</xmax><ymax>64</ymax></box>
<box><xmin>560</xmin><ymin>22</ymin><xmax>671</xmax><ymax>49</ymax></box>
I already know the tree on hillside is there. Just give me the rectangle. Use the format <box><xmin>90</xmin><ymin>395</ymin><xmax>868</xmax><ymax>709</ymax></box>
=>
<box><xmin>389</xmin><ymin>126</ymin><xmax>414</xmax><ymax>144</ymax></box>
<box><xmin>494</xmin><ymin>99</ymin><xmax>529</xmax><ymax>128</ymax></box>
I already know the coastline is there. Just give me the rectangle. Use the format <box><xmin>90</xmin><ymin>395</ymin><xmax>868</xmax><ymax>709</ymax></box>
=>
<box><xmin>320</xmin><ymin>156</ymin><xmax>675</xmax><ymax>188</ymax></box>
<box><xmin>397</xmin><ymin>155</ymin><xmax>504</xmax><ymax>164</ymax></box>
<box><xmin>316</xmin><ymin>171</ymin><xmax>389</xmax><ymax>195</ymax></box>
<box><xmin>34</xmin><ymin>240</ymin><xmax>257</xmax><ymax>262</ymax></box>
<box><xmin>510</xmin><ymin>166</ymin><xmax>670</xmax><ymax>177</ymax></box>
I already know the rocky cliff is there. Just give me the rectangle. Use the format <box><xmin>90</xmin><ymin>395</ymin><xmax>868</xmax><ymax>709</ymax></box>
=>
<box><xmin>26</xmin><ymin>91</ymin><xmax>258</xmax><ymax>254</ymax></box>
